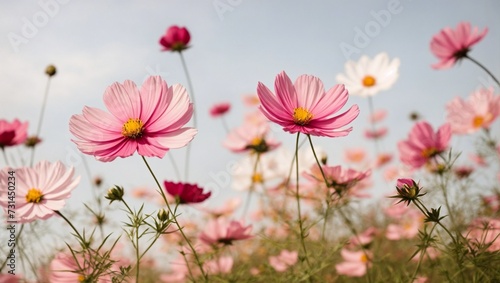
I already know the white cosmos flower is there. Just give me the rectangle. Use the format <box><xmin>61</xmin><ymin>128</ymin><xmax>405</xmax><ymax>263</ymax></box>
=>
<box><xmin>336</xmin><ymin>52</ymin><xmax>400</xmax><ymax>97</ymax></box>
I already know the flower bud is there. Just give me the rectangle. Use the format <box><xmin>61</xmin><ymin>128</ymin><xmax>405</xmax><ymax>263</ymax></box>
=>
<box><xmin>45</xmin><ymin>65</ymin><xmax>57</xmax><ymax>77</ymax></box>
<box><xmin>105</xmin><ymin>185</ymin><xmax>124</xmax><ymax>204</ymax></box>
<box><xmin>157</xmin><ymin>208</ymin><xmax>169</xmax><ymax>222</ymax></box>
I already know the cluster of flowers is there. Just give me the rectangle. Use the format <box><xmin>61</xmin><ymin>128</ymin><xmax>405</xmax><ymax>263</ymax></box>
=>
<box><xmin>0</xmin><ymin>21</ymin><xmax>499</xmax><ymax>282</ymax></box>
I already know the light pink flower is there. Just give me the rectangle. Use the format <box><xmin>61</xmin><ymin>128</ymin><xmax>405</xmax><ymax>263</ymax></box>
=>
<box><xmin>0</xmin><ymin>161</ymin><xmax>80</xmax><ymax>223</ymax></box>
<box><xmin>386</xmin><ymin>209</ymin><xmax>422</xmax><ymax>240</ymax></box>
<box><xmin>364</xmin><ymin>127</ymin><xmax>388</xmax><ymax>139</ymax></box>
<box><xmin>268</xmin><ymin>250</ymin><xmax>298</xmax><ymax>272</ymax></box>
<box><xmin>304</xmin><ymin>164</ymin><xmax>371</xmax><ymax>198</ymax></box>
<box><xmin>398</xmin><ymin>121</ymin><xmax>451</xmax><ymax>168</ymax></box>
<box><xmin>242</xmin><ymin>94</ymin><xmax>260</xmax><ymax>107</ymax></box>
<box><xmin>349</xmin><ymin>227</ymin><xmax>377</xmax><ymax>247</ymax></box>
<box><xmin>199</xmin><ymin>218</ymin><xmax>252</xmax><ymax>246</ymax></box>
<box><xmin>369</xmin><ymin>109</ymin><xmax>388</xmax><ymax>123</ymax></box>
<box><xmin>159</xmin><ymin>25</ymin><xmax>191</xmax><ymax>52</ymax></box>
<box><xmin>223</xmin><ymin>121</ymin><xmax>280</xmax><ymax>153</ymax></box>
<box><xmin>201</xmin><ymin>198</ymin><xmax>241</xmax><ymax>218</ymax></box>
<box><xmin>69</xmin><ymin>76</ymin><xmax>196</xmax><ymax>162</ymax></box>
<box><xmin>344</xmin><ymin>147</ymin><xmax>367</xmax><ymax>164</ymax></box>
<box><xmin>446</xmin><ymin>88</ymin><xmax>500</xmax><ymax>134</ymax></box>
<box><xmin>335</xmin><ymin>249</ymin><xmax>371</xmax><ymax>277</ymax></box>
<box><xmin>49</xmin><ymin>252</ymin><xmax>112</xmax><ymax>282</ymax></box>
<box><xmin>204</xmin><ymin>256</ymin><xmax>233</xmax><ymax>274</ymax></box>
<box><xmin>160</xmin><ymin>256</ymin><xmax>190</xmax><ymax>283</ymax></box>
<box><xmin>257</xmin><ymin>71</ymin><xmax>359</xmax><ymax>137</ymax></box>
<box><xmin>430</xmin><ymin>22</ymin><xmax>488</xmax><ymax>69</ymax></box>
<box><xmin>0</xmin><ymin>119</ymin><xmax>28</xmax><ymax>148</ymax></box>
<box><xmin>0</xmin><ymin>273</ymin><xmax>22</xmax><ymax>283</ymax></box>
<box><xmin>209</xmin><ymin>102</ymin><xmax>231</xmax><ymax>118</ymax></box>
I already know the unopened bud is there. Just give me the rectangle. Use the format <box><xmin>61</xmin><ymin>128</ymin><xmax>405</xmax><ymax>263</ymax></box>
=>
<box><xmin>157</xmin><ymin>208</ymin><xmax>169</xmax><ymax>222</ymax></box>
<box><xmin>45</xmin><ymin>65</ymin><xmax>57</xmax><ymax>77</ymax></box>
<box><xmin>105</xmin><ymin>185</ymin><xmax>124</xmax><ymax>204</ymax></box>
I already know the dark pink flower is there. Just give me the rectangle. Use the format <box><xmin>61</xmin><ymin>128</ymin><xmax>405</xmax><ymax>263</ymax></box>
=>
<box><xmin>397</xmin><ymin>121</ymin><xmax>451</xmax><ymax>168</ymax></box>
<box><xmin>209</xmin><ymin>102</ymin><xmax>231</xmax><ymax>118</ymax></box>
<box><xmin>69</xmin><ymin>76</ymin><xmax>196</xmax><ymax>162</ymax></box>
<box><xmin>164</xmin><ymin>181</ymin><xmax>210</xmax><ymax>204</ymax></box>
<box><xmin>199</xmin><ymin>218</ymin><xmax>252</xmax><ymax>246</ymax></box>
<box><xmin>159</xmin><ymin>25</ymin><xmax>191</xmax><ymax>52</ymax></box>
<box><xmin>430</xmin><ymin>22</ymin><xmax>488</xmax><ymax>69</ymax></box>
<box><xmin>257</xmin><ymin>71</ymin><xmax>359</xmax><ymax>137</ymax></box>
<box><xmin>0</xmin><ymin>119</ymin><xmax>28</xmax><ymax>148</ymax></box>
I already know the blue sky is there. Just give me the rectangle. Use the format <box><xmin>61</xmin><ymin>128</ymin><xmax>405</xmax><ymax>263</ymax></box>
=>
<box><xmin>1</xmin><ymin>0</ymin><xmax>499</xmax><ymax>211</ymax></box>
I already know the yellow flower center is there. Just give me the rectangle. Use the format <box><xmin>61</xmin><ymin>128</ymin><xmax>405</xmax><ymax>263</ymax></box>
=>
<box><xmin>360</xmin><ymin>254</ymin><xmax>369</xmax><ymax>263</ymax></box>
<box><xmin>122</xmin><ymin>118</ymin><xmax>144</xmax><ymax>139</ymax></box>
<box><xmin>78</xmin><ymin>275</ymin><xmax>85</xmax><ymax>282</ymax></box>
<box><xmin>252</xmin><ymin>173</ymin><xmax>264</xmax><ymax>183</ymax></box>
<box><xmin>472</xmin><ymin>116</ymin><xmax>484</xmax><ymax>128</ymax></box>
<box><xmin>421</xmin><ymin>147</ymin><xmax>438</xmax><ymax>158</ymax></box>
<box><xmin>26</xmin><ymin>188</ymin><xmax>43</xmax><ymax>203</ymax></box>
<box><xmin>250</xmin><ymin>137</ymin><xmax>262</xmax><ymax>147</ymax></box>
<box><xmin>362</xmin><ymin>75</ymin><xmax>376</xmax><ymax>87</ymax></box>
<box><xmin>293</xmin><ymin>107</ymin><xmax>313</xmax><ymax>125</ymax></box>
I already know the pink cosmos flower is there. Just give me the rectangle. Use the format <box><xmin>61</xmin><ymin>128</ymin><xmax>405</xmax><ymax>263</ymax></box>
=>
<box><xmin>398</xmin><ymin>121</ymin><xmax>451</xmax><ymax>168</ymax></box>
<box><xmin>268</xmin><ymin>250</ymin><xmax>298</xmax><ymax>272</ymax></box>
<box><xmin>344</xmin><ymin>148</ymin><xmax>367</xmax><ymax>163</ymax></box>
<box><xmin>446</xmin><ymin>88</ymin><xmax>500</xmax><ymax>134</ymax></box>
<box><xmin>369</xmin><ymin>109</ymin><xmax>388</xmax><ymax>123</ymax></box>
<box><xmin>335</xmin><ymin>249</ymin><xmax>372</xmax><ymax>277</ymax></box>
<box><xmin>386</xmin><ymin>213</ymin><xmax>422</xmax><ymax>240</ymax></box>
<box><xmin>164</xmin><ymin>181</ymin><xmax>211</xmax><ymax>204</ymax></box>
<box><xmin>209</xmin><ymin>102</ymin><xmax>231</xmax><ymax>118</ymax></box>
<box><xmin>204</xmin><ymin>256</ymin><xmax>233</xmax><ymax>275</ymax></box>
<box><xmin>304</xmin><ymin>164</ymin><xmax>371</xmax><ymax>198</ymax></box>
<box><xmin>223</xmin><ymin>121</ymin><xmax>280</xmax><ymax>153</ymax></box>
<box><xmin>430</xmin><ymin>22</ymin><xmax>488</xmax><ymax>69</ymax></box>
<box><xmin>0</xmin><ymin>161</ymin><xmax>80</xmax><ymax>223</ymax></box>
<box><xmin>257</xmin><ymin>71</ymin><xmax>359</xmax><ymax>137</ymax></box>
<box><xmin>199</xmin><ymin>218</ymin><xmax>252</xmax><ymax>246</ymax></box>
<box><xmin>364</xmin><ymin>127</ymin><xmax>388</xmax><ymax>139</ymax></box>
<box><xmin>159</xmin><ymin>25</ymin><xmax>191</xmax><ymax>52</ymax></box>
<box><xmin>0</xmin><ymin>119</ymin><xmax>28</xmax><ymax>148</ymax></box>
<box><xmin>201</xmin><ymin>197</ymin><xmax>241</xmax><ymax>218</ymax></box>
<box><xmin>242</xmin><ymin>94</ymin><xmax>260</xmax><ymax>107</ymax></box>
<box><xmin>69</xmin><ymin>76</ymin><xmax>196</xmax><ymax>162</ymax></box>
<box><xmin>348</xmin><ymin>227</ymin><xmax>377</xmax><ymax>247</ymax></box>
<box><xmin>0</xmin><ymin>273</ymin><xmax>22</xmax><ymax>283</ymax></box>
<box><xmin>49</xmin><ymin>252</ymin><xmax>112</xmax><ymax>282</ymax></box>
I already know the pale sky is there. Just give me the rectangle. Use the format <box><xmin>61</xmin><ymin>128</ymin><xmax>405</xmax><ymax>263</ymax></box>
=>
<box><xmin>1</xmin><ymin>0</ymin><xmax>499</xmax><ymax>212</ymax></box>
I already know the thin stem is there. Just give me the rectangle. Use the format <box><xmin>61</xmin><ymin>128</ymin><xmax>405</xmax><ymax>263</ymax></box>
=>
<box><xmin>179</xmin><ymin>52</ymin><xmax>197</xmax><ymax>181</ymax></box>
<box><xmin>30</xmin><ymin>76</ymin><xmax>52</xmax><ymax>167</ymax></box>
<box><xmin>141</xmin><ymin>156</ymin><xmax>208</xmax><ymax>281</ymax></box>
<box><xmin>465</xmin><ymin>55</ymin><xmax>500</xmax><ymax>87</ymax></box>
<box><xmin>408</xmin><ymin>223</ymin><xmax>437</xmax><ymax>283</ymax></box>
<box><xmin>55</xmin><ymin>211</ymin><xmax>84</xmax><ymax>243</ymax></box>
<box><xmin>220</xmin><ymin>116</ymin><xmax>230</xmax><ymax>134</ymax></box>
<box><xmin>167</xmin><ymin>152</ymin><xmax>182</xmax><ymax>180</ymax></box>
<box><xmin>294</xmin><ymin>133</ymin><xmax>312</xmax><ymax>271</ymax></box>
<box><xmin>241</xmin><ymin>153</ymin><xmax>261</xmax><ymax>219</ymax></box>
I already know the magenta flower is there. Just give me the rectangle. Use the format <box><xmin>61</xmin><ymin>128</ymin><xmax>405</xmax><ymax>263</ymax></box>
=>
<box><xmin>0</xmin><ymin>161</ymin><xmax>80</xmax><ymax>223</ymax></box>
<box><xmin>199</xmin><ymin>218</ymin><xmax>252</xmax><ymax>246</ymax></box>
<box><xmin>209</xmin><ymin>102</ymin><xmax>231</xmax><ymax>118</ymax></box>
<box><xmin>164</xmin><ymin>180</ymin><xmax>211</xmax><ymax>204</ymax></box>
<box><xmin>446</xmin><ymin>88</ymin><xmax>500</xmax><ymax>134</ymax></box>
<box><xmin>159</xmin><ymin>25</ymin><xmax>191</xmax><ymax>52</ymax></box>
<box><xmin>397</xmin><ymin>121</ymin><xmax>451</xmax><ymax>168</ymax></box>
<box><xmin>0</xmin><ymin>119</ymin><xmax>28</xmax><ymax>148</ymax></box>
<box><xmin>430</xmin><ymin>22</ymin><xmax>488</xmax><ymax>69</ymax></box>
<box><xmin>257</xmin><ymin>71</ymin><xmax>359</xmax><ymax>137</ymax></box>
<box><xmin>69</xmin><ymin>76</ymin><xmax>196</xmax><ymax>162</ymax></box>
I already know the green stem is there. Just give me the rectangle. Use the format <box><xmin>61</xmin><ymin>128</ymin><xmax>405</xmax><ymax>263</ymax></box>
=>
<box><xmin>294</xmin><ymin>133</ymin><xmax>312</xmax><ymax>271</ymax></box>
<box><xmin>30</xmin><ymin>76</ymin><xmax>52</xmax><ymax>167</ymax></box>
<box><xmin>179</xmin><ymin>52</ymin><xmax>197</xmax><ymax>181</ymax></box>
<box><xmin>465</xmin><ymin>55</ymin><xmax>500</xmax><ymax>87</ymax></box>
<box><xmin>408</xmin><ymin>223</ymin><xmax>437</xmax><ymax>283</ymax></box>
<box><xmin>141</xmin><ymin>156</ymin><xmax>208</xmax><ymax>281</ymax></box>
<box><xmin>55</xmin><ymin>211</ymin><xmax>85</xmax><ymax>244</ymax></box>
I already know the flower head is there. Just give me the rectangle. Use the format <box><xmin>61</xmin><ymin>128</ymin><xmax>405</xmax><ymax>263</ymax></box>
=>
<box><xmin>391</xmin><ymin>178</ymin><xmax>425</xmax><ymax>206</ymax></box>
<box><xmin>0</xmin><ymin>119</ymin><xmax>28</xmax><ymax>148</ymax></box>
<box><xmin>397</xmin><ymin>121</ymin><xmax>451</xmax><ymax>168</ymax></box>
<box><xmin>257</xmin><ymin>71</ymin><xmax>359</xmax><ymax>137</ymax></box>
<box><xmin>204</xmin><ymin>256</ymin><xmax>233</xmax><ymax>275</ymax></box>
<box><xmin>159</xmin><ymin>25</ymin><xmax>191</xmax><ymax>52</ymax></box>
<box><xmin>164</xmin><ymin>181</ymin><xmax>211</xmax><ymax>204</ymax></box>
<box><xmin>0</xmin><ymin>161</ymin><xmax>80</xmax><ymax>223</ymax></box>
<box><xmin>199</xmin><ymin>218</ymin><xmax>252</xmax><ymax>246</ymax></box>
<box><xmin>336</xmin><ymin>52</ymin><xmax>400</xmax><ymax>97</ymax></box>
<box><xmin>223</xmin><ymin>122</ymin><xmax>280</xmax><ymax>154</ymax></box>
<box><xmin>69</xmin><ymin>76</ymin><xmax>196</xmax><ymax>162</ymax></box>
<box><xmin>446</xmin><ymin>88</ymin><xmax>500</xmax><ymax>134</ymax></box>
<box><xmin>430</xmin><ymin>22</ymin><xmax>488</xmax><ymax>69</ymax></box>
<box><xmin>268</xmin><ymin>250</ymin><xmax>298</xmax><ymax>272</ymax></box>
<box><xmin>335</xmin><ymin>249</ymin><xmax>372</xmax><ymax>277</ymax></box>
<box><xmin>209</xmin><ymin>102</ymin><xmax>231</xmax><ymax>118</ymax></box>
